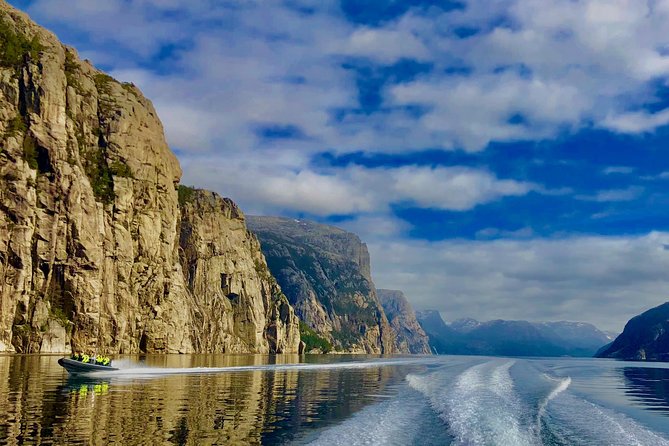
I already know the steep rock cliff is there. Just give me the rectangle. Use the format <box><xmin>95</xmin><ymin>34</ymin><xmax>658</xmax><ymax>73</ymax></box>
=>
<box><xmin>247</xmin><ymin>216</ymin><xmax>395</xmax><ymax>353</ymax></box>
<box><xmin>0</xmin><ymin>2</ymin><xmax>300</xmax><ymax>354</ymax></box>
<box><xmin>377</xmin><ymin>289</ymin><xmax>430</xmax><ymax>354</ymax></box>
<box><xmin>596</xmin><ymin>302</ymin><xmax>669</xmax><ymax>361</ymax></box>
<box><xmin>178</xmin><ymin>189</ymin><xmax>300</xmax><ymax>354</ymax></box>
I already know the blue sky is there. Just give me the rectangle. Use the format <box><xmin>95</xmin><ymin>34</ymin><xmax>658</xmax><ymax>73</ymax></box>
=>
<box><xmin>11</xmin><ymin>0</ymin><xmax>669</xmax><ymax>331</ymax></box>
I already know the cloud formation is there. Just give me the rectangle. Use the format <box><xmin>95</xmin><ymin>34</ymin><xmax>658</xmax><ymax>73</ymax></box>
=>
<box><xmin>182</xmin><ymin>159</ymin><xmax>536</xmax><ymax>216</ymax></box>
<box><xmin>27</xmin><ymin>0</ymin><xmax>669</xmax><ymax>157</ymax></box>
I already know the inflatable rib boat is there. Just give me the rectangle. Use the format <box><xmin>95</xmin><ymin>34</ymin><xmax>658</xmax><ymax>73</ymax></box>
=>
<box><xmin>58</xmin><ymin>358</ymin><xmax>118</xmax><ymax>375</ymax></box>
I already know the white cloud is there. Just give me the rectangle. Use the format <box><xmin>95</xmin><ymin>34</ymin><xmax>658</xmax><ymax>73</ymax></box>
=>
<box><xmin>386</xmin><ymin>166</ymin><xmax>534</xmax><ymax>210</ymax></box>
<box><xmin>390</xmin><ymin>73</ymin><xmax>590</xmax><ymax>150</ymax></box>
<box><xmin>341</xmin><ymin>27</ymin><xmax>430</xmax><ymax>63</ymax></box>
<box><xmin>476</xmin><ymin>227</ymin><xmax>535</xmax><ymax>239</ymax></box>
<box><xmin>28</xmin><ymin>0</ymin><xmax>189</xmax><ymax>57</ymax></box>
<box><xmin>337</xmin><ymin>214</ymin><xmax>413</xmax><ymax>239</ymax></box>
<box><xmin>602</xmin><ymin>108</ymin><xmax>669</xmax><ymax>134</ymax></box>
<box><xmin>577</xmin><ymin>186</ymin><xmax>644</xmax><ymax>202</ymax></box>
<box><xmin>368</xmin><ymin>231</ymin><xmax>669</xmax><ymax>332</ymax></box>
<box><xmin>181</xmin><ymin>159</ymin><xmax>536</xmax><ymax>216</ymax></box>
<box><xmin>602</xmin><ymin>166</ymin><xmax>635</xmax><ymax>175</ymax></box>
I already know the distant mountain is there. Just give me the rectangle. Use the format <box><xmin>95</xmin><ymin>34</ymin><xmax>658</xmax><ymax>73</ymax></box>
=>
<box><xmin>378</xmin><ymin>290</ymin><xmax>431</xmax><ymax>354</ymax></box>
<box><xmin>450</xmin><ymin>318</ymin><xmax>482</xmax><ymax>333</ymax></box>
<box><xmin>596</xmin><ymin>302</ymin><xmax>669</xmax><ymax>361</ymax></box>
<box><xmin>416</xmin><ymin>312</ymin><xmax>612</xmax><ymax>357</ymax></box>
<box><xmin>415</xmin><ymin>311</ymin><xmax>461</xmax><ymax>354</ymax></box>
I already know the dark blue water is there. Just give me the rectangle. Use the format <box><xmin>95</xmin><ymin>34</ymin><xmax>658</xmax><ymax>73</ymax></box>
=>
<box><xmin>1</xmin><ymin>355</ymin><xmax>668</xmax><ymax>445</ymax></box>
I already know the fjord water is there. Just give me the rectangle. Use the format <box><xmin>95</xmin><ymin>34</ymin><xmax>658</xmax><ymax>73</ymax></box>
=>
<box><xmin>1</xmin><ymin>355</ymin><xmax>668</xmax><ymax>445</ymax></box>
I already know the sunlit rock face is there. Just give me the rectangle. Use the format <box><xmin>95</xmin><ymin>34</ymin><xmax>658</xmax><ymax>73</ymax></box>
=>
<box><xmin>597</xmin><ymin>302</ymin><xmax>669</xmax><ymax>362</ymax></box>
<box><xmin>0</xmin><ymin>1</ymin><xmax>300</xmax><ymax>354</ymax></box>
<box><xmin>178</xmin><ymin>190</ymin><xmax>300</xmax><ymax>354</ymax></box>
<box><xmin>247</xmin><ymin>216</ymin><xmax>397</xmax><ymax>353</ymax></box>
<box><xmin>377</xmin><ymin>289</ymin><xmax>431</xmax><ymax>354</ymax></box>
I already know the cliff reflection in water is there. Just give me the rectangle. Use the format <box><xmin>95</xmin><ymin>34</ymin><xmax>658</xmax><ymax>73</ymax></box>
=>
<box><xmin>0</xmin><ymin>354</ymin><xmax>415</xmax><ymax>445</ymax></box>
<box><xmin>622</xmin><ymin>366</ymin><xmax>669</xmax><ymax>415</ymax></box>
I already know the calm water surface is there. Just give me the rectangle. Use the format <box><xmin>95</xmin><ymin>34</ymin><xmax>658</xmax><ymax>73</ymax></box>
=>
<box><xmin>1</xmin><ymin>354</ymin><xmax>668</xmax><ymax>445</ymax></box>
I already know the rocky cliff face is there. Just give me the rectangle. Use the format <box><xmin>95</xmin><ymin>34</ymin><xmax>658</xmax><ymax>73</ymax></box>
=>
<box><xmin>377</xmin><ymin>289</ymin><xmax>430</xmax><ymax>354</ymax></box>
<box><xmin>0</xmin><ymin>2</ymin><xmax>300</xmax><ymax>354</ymax></box>
<box><xmin>596</xmin><ymin>302</ymin><xmax>669</xmax><ymax>361</ymax></box>
<box><xmin>178</xmin><ymin>189</ymin><xmax>300</xmax><ymax>354</ymax></box>
<box><xmin>247</xmin><ymin>216</ymin><xmax>395</xmax><ymax>353</ymax></box>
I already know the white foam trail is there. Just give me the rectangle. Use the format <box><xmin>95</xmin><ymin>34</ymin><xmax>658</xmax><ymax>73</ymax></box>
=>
<box><xmin>306</xmin><ymin>388</ymin><xmax>436</xmax><ymax>446</ymax></box>
<box><xmin>107</xmin><ymin>359</ymin><xmax>141</xmax><ymax>369</ymax></box>
<box><xmin>545</xmin><ymin>391</ymin><xmax>669</xmax><ymax>445</ymax></box>
<box><xmin>84</xmin><ymin>357</ymin><xmax>434</xmax><ymax>379</ymax></box>
<box><xmin>409</xmin><ymin>360</ymin><xmax>538</xmax><ymax>446</ymax></box>
<box><xmin>536</xmin><ymin>375</ymin><xmax>571</xmax><ymax>433</ymax></box>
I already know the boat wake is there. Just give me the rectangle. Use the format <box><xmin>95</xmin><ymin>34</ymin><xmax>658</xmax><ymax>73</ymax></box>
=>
<box><xmin>304</xmin><ymin>358</ymin><xmax>669</xmax><ymax>446</ymax></box>
<box><xmin>83</xmin><ymin>357</ymin><xmax>434</xmax><ymax>379</ymax></box>
<box><xmin>408</xmin><ymin>360</ymin><xmax>537</xmax><ymax>445</ymax></box>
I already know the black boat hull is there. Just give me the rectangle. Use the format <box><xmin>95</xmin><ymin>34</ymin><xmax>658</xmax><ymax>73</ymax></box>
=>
<box><xmin>58</xmin><ymin>358</ymin><xmax>118</xmax><ymax>375</ymax></box>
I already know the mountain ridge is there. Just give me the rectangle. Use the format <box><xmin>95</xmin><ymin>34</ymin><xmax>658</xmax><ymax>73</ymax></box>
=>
<box><xmin>596</xmin><ymin>302</ymin><xmax>669</xmax><ymax>361</ymax></box>
<box><xmin>417</xmin><ymin>312</ymin><xmax>611</xmax><ymax>357</ymax></box>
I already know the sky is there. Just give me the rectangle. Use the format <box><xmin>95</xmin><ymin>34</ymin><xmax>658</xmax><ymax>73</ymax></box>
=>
<box><xmin>10</xmin><ymin>0</ymin><xmax>669</xmax><ymax>332</ymax></box>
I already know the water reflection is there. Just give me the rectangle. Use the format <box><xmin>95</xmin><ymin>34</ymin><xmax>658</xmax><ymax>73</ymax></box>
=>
<box><xmin>622</xmin><ymin>366</ymin><xmax>669</xmax><ymax>416</ymax></box>
<box><xmin>0</xmin><ymin>355</ymin><xmax>417</xmax><ymax>445</ymax></box>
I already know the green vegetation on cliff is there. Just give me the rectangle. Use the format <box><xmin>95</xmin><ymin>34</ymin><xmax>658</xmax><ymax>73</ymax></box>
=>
<box><xmin>299</xmin><ymin>322</ymin><xmax>332</xmax><ymax>353</ymax></box>
<box><xmin>0</xmin><ymin>18</ymin><xmax>42</xmax><ymax>69</ymax></box>
<box><xmin>22</xmin><ymin>134</ymin><xmax>37</xmax><ymax>169</ymax></box>
<box><xmin>5</xmin><ymin>115</ymin><xmax>26</xmax><ymax>138</ymax></box>
<box><xmin>82</xmin><ymin>146</ymin><xmax>115</xmax><ymax>203</ymax></box>
<box><xmin>178</xmin><ymin>185</ymin><xmax>196</xmax><ymax>206</ymax></box>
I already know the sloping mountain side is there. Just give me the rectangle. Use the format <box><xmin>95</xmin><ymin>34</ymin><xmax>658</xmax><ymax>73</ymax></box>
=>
<box><xmin>596</xmin><ymin>302</ymin><xmax>669</xmax><ymax>361</ymax></box>
<box><xmin>247</xmin><ymin>216</ymin><xmax>396</xmax><ymax>353</ymax></box>
<box><xmin>415</xmin><ymin>310</ymin><xmax>463</xmax><ymax>354</ymax></box>
<box><xmin>417</xmin><ymin>312</ymin><xmax>612</xmax><ymax>357</ymax></box>
<box><xmin>0</xmin><ymin>1</ymin><xmax>299</xmax><ymax>354</ymax></box>
<box><xmin>377</xmin><ymin>289</ymin><xmax>430</xmax><ymax>354</ymax></box>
